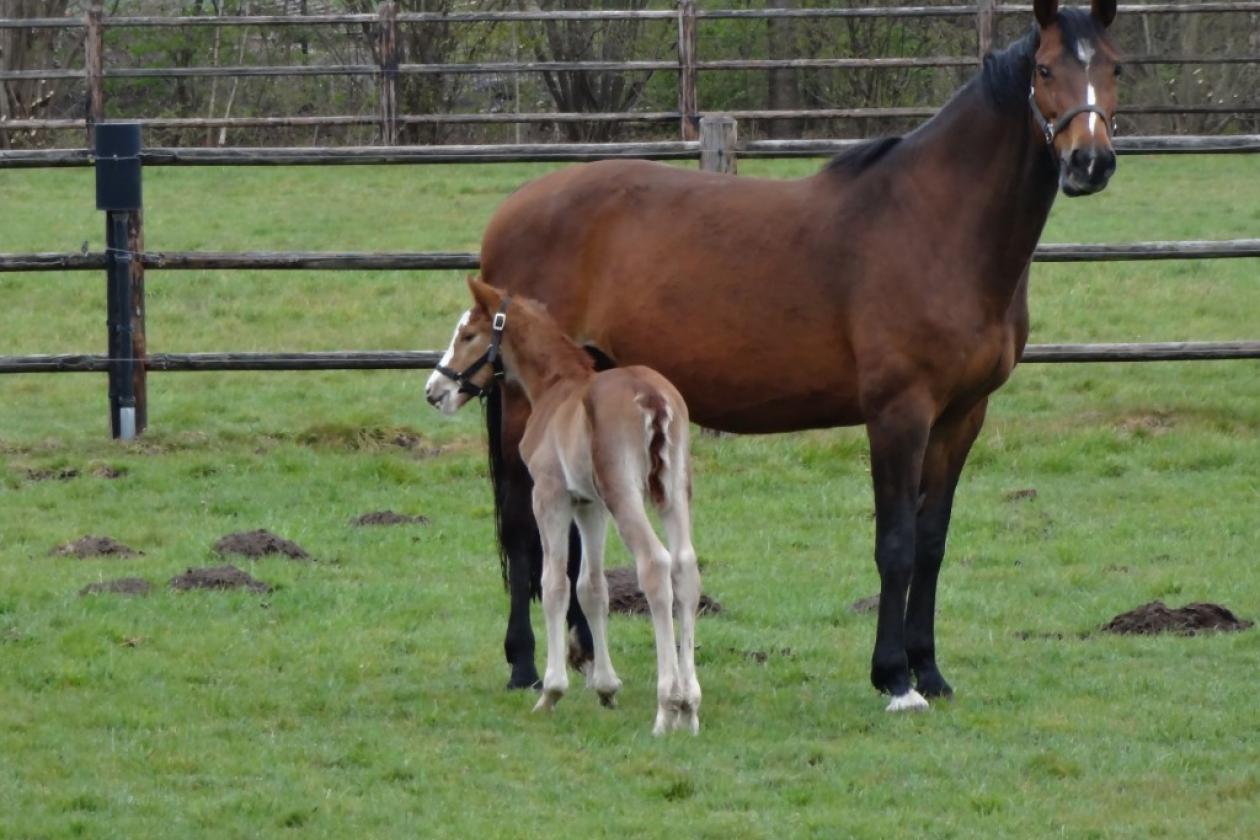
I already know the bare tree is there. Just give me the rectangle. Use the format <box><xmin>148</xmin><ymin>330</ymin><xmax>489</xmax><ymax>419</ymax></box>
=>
<box><xmin>0</xmin><ymin>0</ymin><xmax>72</xmax><ymax>147</ymax></box>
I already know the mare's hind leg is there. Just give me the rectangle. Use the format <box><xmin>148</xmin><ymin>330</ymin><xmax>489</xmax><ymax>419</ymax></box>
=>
<box><xmin>906</xmin><ymin>399</ymin><xmax>988</xmax><ymax>699</ymax></box>
<box><xmin>495</xmin><ymin>386</ymin><xmax>592</xmax><ymax>690</ymax></box>
<box><xmin>573</xmin><ymin>503</ymin><xmax>622</xmax><ymax>707</ymax></box>
<box><xmin>662</xmin><ymin>496</ymin><xmax>702</xmax><ymax>735</ymax></box>
<box><xmin>531</xmin><ymin>473</ymin><xmax>574</xmax><ymax>712</ymax></box>
<box><xmin>865</xmin><ymin>391</ymin><xmax>933</xmax><ymax>712</ymax></box>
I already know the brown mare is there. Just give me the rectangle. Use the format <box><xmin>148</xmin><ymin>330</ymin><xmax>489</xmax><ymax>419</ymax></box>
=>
<box><xmin>426</xmin><ymin>278</ymin><xmax>702</xmax><ymax>734</ymax></box>
<box><xmin>475</xmin><ymin>0</ymin><xmax>1121</xmax><ymax>710</ymax></box>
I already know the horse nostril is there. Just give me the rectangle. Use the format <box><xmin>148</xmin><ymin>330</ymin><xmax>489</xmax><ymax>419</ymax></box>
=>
<box><xmin>425</xmin><ymin>390</ymin><xmax>441</xmax><ymax>407</ymax></box>
<box><xmin>1069</xmin><ymin>148</ymin><xmax>1090</xmax><ymax>171</ymax></box>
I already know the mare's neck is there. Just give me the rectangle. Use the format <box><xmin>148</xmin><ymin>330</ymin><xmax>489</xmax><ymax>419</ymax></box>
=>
<box><xmin>899</xmin><ymin>77</ymin><xmax>1059</xmax><ymax>301</ymax></box>
<box><xmin>501</xmin><ymin>312</ymin><xmax>594</xmax><ymax>406</ymax></box>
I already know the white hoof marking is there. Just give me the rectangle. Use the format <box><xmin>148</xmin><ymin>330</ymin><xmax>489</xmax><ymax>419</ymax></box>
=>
<box><xmin>885</xmin><ymin>689</ymin><xmax>930</xmax><ymax>713</ymax></box>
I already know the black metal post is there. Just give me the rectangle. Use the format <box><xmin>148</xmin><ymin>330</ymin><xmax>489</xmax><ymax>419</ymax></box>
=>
<box><xmin>94</xmin><ymin>123</ymin><xmax>144</xmax><ymax>439</ymax></box>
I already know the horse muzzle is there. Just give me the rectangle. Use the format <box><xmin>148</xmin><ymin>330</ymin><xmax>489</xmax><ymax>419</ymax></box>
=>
<box><xmin>1059</xmin><ymin>146</ymin><xmax>1116</xmax><ymax>197</ymax></box>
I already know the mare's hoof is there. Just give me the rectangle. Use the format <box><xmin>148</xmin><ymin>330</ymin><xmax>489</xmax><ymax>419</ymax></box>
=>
<box><xmin>506</xmin><ymin>668</ymin><xmax>542</xmax><ymax>691</ymax></box>
<box><xmin>915</xmin><ymin>672</ymin><xmax>954</xmax><ymax>699</ymax></box>
<box><xmin>885</xmin><ymin>689</ymin><xmax>930</xmax><ymax>713</ymax></box>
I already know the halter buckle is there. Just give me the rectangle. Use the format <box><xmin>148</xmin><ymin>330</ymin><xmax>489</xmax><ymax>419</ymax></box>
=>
<box><xmin>492</xmin><ymin>312</ymin><xmax>507</xmax><ymax>331</ymax></box>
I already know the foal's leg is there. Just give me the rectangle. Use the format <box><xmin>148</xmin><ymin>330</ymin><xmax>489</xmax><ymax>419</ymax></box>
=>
<box><xmin>662</xmin><ymin>496</ymin><xmax>702</xmax><ymax>735</ymax></box>
<box><xmin>906</xmin><ymin>399</ymin><xmax>988</xmax><ymax>699</ymax></box>
<box><xmin>865</xmin><ymin>392</ymin><xmax>933</xmax><ymax>712</ymax></box>
<box><xmin>573</xmin><ymin>502</ymin><xmax>622</xmax><ymax>707</ymax></box>
<box><xmin>532</xmin><ymin>476</ymin><xmax>575</xmax><ymax>712</ymax></box>
<box><xmin>611</xmin><ymin>496</ymin><xmax>682</xmax><ymax>735</ymax></box>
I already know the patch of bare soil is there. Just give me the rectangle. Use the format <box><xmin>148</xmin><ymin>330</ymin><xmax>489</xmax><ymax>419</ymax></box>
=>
<box><xmin>850</xmin><ymin>594</ymin><xmax>880</xmax><ymax>614</ymax></box>
<box><xmin>79</xmin><ymin>577</ymin><xmax>152</xmax><ymax>597</ymax></box>
<box><xmin>25</xmin><ymin>466</ymin><xmax>80</xmax><ymax>482</ymax></box>
<box><xmin>170</xmin><ymin>565</ymin><xmax>272</xmax><ymax>594</ymax></box>
<box><xmin>296</xmin><ymin>424</ymin><xmax>441</xmax><ymax>456</ymax></box>
<box><xmin>90</xmin><ymin>464</ymin><xmax>126</xmax><ymax>479</ymax></box>
<box><xmin>1102</xmin><ymin>601</ymin><xmax>1253</xmax><ymax>636</ymax></box>
<box><xmin>1115</xmin><ymin>411</ymin><xmax>1175</xmax><ymax>436</ymax></box>
<box><xmin>1003</xmin><ymin>487</ymin><xmax>1038</xmax><ymax>502</ymax></box>
<box><xmin>213</xmin><ymin>529</ymin><xmax>309</xmax><ymax>560</ymax></box>
<box><xmin>50</xmin><ymin>535</ymin><xmax>141</xmax><ymax>558</ymax></box>
<box><xmin>350</xmin><ymin>511</ymin><xmax>431</xmax><ymax>527</ymax></box>
<box><xmin>605</xmin><ymin>565</ymin><xmax>722</xmax><ymax>616</ymax></box>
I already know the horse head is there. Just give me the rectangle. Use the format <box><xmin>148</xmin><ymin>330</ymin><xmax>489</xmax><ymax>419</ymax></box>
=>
<box><xmin>1030</xmin><ymin>0</ymin><xmax>1121</xmax><ymax>196</ymax></box>
<box><xmin>425</xmin><ymin>277</ymin><xmax>508</xmax><ymax>415</ymax></box>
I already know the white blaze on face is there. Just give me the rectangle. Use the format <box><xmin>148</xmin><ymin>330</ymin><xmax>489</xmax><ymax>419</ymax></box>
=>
<box><xmin>1077</xmin><ymin>39</ymin><xmax>1100</xmax><ymax>136</ymax></box>
<box><xmin>424</xmin><ymin>309</ymin><xmax>471</xmax><ymax>412</ymax></box>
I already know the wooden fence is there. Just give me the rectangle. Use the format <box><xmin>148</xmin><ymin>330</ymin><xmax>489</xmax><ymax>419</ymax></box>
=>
<box><xmin>1</xmin><ymin>116</ymin><xmax>1258</xmax><ymax>438</ymax></box>
<box><xmin>2</xmin><ymin>2</ymin><xmax>1260</xmax><ymax>145</ymax></box>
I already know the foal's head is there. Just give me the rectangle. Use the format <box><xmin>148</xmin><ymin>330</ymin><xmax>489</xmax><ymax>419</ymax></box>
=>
<box><xmin>424</xmin><ymin>277</ymin><xmax>510</xmax><ymax>415</ymax></box>
<box><xmin>1030</xmin><ymin>0</ymin><xmax>1120</xmax><ymax>196</ymax></box>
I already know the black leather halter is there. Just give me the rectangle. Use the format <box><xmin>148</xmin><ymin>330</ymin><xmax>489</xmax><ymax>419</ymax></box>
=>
<box><xmin>1029</xmin><ymin>86</ymin><xmax>1114</xmax><ymax>146</ymax></box>
<box><xmin>433</xmin><ymin>297</ymin><xmax>510</xmax><ymax>399</ymax></box>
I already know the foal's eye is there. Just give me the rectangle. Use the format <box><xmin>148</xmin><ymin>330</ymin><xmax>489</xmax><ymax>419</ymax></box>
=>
<box><xmin>1114</xmin><ymin>64</ymin><xmax>1123</xmax><ymax>78</ymax></box>
<box><xmin>461</xmin><ymin>334</ymin><xmax>474</xmax><ymax>343</ymax></box>
<box><xmin>1036</xmin><ymin>65</ymin><xmax>1052</xmax><ymax>80</ymax></box>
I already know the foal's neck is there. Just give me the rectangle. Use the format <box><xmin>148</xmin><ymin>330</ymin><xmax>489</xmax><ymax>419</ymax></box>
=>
<box><xmin>501</xmin><ymin>308</ymin><xmax>594</xmax><ymax>406</ymax></box>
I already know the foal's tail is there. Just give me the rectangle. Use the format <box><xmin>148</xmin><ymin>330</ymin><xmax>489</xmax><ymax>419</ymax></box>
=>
<box><xmin>637</xmin><ymin>391</ymin><xmax>674</xmax><ymax>510</ymax></box>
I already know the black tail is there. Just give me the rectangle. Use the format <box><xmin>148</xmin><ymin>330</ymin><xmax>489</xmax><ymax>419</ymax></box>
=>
<box><xmin>483</xmin><ymin>385</ymin><xmax>515</xmax><ymax>593</ymax></box>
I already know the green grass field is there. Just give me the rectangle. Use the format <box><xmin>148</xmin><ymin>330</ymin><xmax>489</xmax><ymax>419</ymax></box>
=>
<box><xmin>1</xmin><ymin>156</ymin><xmax>1258</xmax><ymax>839</ymax></box>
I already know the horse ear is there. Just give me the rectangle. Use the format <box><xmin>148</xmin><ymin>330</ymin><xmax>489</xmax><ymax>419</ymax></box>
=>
<box><xmin>1091</xmin><ymin>0</ymin><xmax>1116</xmax><ymax>27</ymax></box>
<box><xmin>467</xmin><ymin>275</ymin><xmax>501</xmax><ymax>314</ymax></box>
<box><xmin>1033</xmin><ymin>0</ymin><xmax>1058</xmax><ymax>27</ymax></box>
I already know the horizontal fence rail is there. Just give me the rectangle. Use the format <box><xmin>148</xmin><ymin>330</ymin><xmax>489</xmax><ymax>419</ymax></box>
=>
<box><xmin>5</xmin><ymin>240</ymin><xmax>1260</xmax><ymax>274</ymax></box>
<box><xmin>3</xmin><ymin>135</ymin><xmax>1259</xmax><ymax>170</ymax></box>
<box><xmin>3</xmin><ymin>343</ymin><xmax>1258</xmax><ymax>375</ymax></box>
<box><xmin>6</xmin><ymin>4</ymin><xmax>1260</xmax><ymax>29</ymax></box>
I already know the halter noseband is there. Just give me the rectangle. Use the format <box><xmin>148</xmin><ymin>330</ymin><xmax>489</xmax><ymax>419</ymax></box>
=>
<box><xmin>1029</xmin><ymin>86</ymin><xmax>1115</xmax><ymax>147</ymax></box>
<box><xmin>434</xmin><ymin>297</ymin><xmax>511</xmax><ymax>399</ymax></box>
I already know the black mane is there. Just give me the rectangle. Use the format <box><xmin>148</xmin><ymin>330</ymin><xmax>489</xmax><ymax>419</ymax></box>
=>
<box><xmin>823</xmin><ymin>136</ymin><xmax>902</xmax><ymax>176</ymax></box>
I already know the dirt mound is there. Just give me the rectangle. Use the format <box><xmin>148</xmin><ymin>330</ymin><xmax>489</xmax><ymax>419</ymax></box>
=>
<box><xmin>350</xmin><ymin>511</ymin><xmax>431</xmax><ymax>527</ymax></box>
<box><xmin>605</xmin><ymin>565</ymin><xmax>722</xmax><ymax>616</ymax></box>
<box><xmin>850</xmin><ymin>594</ymin><xmax>880</xmax><ymax>614</ymax></box>
<box><xmin>213</xmin><ymin>529</ymin><xmax>309</xmax><ymax>560</ymax></box>
<box><xmin>90</xmin><ymin>464</ymin><xmax>126</xmax><ymax>479</ymax></box>
<box><xmin>79</xmin><ymin>577</ymin><xmax>152</xmax><ymax>597</ymax></box>
<box><xmin>50</xmin><ymin>535</ymin><xmax>141</xmax><ymax>558</ymax></box>
<box><xmin>1102</xmin><ymin>601</ymin><xmax>1253</xmax><ymax>636</ymax></box>
<box><xmin>25</xmin><ymin>466</ymin><xmax>80</xmax><ymax>481</ymax></box>
<box><xmin>170</xmin><ymin>565</ymin><xmax>272</xmax><ymax>594</ymax></box>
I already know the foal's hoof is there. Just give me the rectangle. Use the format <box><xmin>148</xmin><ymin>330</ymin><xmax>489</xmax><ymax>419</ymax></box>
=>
<box><xmin>885</xmin><ymin>689</ymin><xmax>930</xmax><ymax>713</ymax></box>
<box><xmin>533</xmin><ymin>688</ymin><xmax>564</xmax><ymax>713</ymax></box>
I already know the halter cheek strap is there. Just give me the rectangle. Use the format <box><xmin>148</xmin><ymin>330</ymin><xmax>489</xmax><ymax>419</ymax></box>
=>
<box><xmin>434</xmin><ymin>297</ymin><xmax>511</xmax><ymax>399</ymax></box>
<box><xmin>1028</xmin><ymin>86</ymin><xmax>1115</xmax><ymax>146</ymax></box>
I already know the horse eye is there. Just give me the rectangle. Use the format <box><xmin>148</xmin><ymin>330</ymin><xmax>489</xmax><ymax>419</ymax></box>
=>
<box><xmin>1114</xmin><ymin>64</ymin><xmax>1123</xmax><ymax>78</ymax></box>
<box><xmin>1036</xmin><ymin>65</ymin><xmax>1052</xmax><ymax>80</ymax></box>
<box><xmin>461</xmin><ymin>334</ymin><xmax>474</xmax><ymax>343</ymax></box>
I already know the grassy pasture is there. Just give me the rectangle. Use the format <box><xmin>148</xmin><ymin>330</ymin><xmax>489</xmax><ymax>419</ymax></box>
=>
<box><xmin>1</xmin><ymin>156</ymin><xmax>1258</xmax><ymax>839</ymax></box>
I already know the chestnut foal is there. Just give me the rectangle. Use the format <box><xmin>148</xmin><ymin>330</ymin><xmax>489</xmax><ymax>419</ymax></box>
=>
<box><xmin>426</xmin><ymin>277</ymin><xmax>701</xmax><ymax>735</ymax></box>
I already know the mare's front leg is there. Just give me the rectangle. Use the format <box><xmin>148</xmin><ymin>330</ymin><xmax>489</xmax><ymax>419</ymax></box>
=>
<box><xmin>531</xmin><ymin>472</ymin><xmax>575</xmax><ymax>712</ymax></box>
<box><xmin>865</xmin><ymin>392</ymin><xmax>933</xmax><ymax>712</ymax></box>
<box><xmin>906</xmin><ymin>399</ymin><xmax>988</xmax><ymax>699</ymax></box>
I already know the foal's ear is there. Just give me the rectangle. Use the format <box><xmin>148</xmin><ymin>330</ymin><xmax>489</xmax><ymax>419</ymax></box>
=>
<box><xmin>467</xmin><ymin>275</ymin><xmax>502</xmax><ymax>315</ymax></box>
<box><xmin>1033</xmin><ymin>0</ymin><xmax>1058</xmax><ymax>27</ymax></box>
<box><xmin>1091</xmin><ymin>0</ymin><xmax>1116</xmax><ymax>28</ymax></box>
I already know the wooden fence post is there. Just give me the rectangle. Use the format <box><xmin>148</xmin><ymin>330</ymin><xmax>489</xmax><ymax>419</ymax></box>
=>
<box><xmin>677</xmin><ymin>0</ymin><xmax>698</xmax><ymax>141</ymax></box>
<box><xmin>94</xmin><ymin>123</ymin><xmax>146</xmax><ymax>439</ymax></box>
<box><xmin>377</xmin><ymin>1</ymin><xmax>399</xmax><ymax>145</ymax></box>
<box><xmin>977</xmin><ymin>0</ymin><xmax>995</xmax><ymax>59</ymax></box>
<box><xmin>699</xmin><ymin>115</ymin><xmax>736</xmax><ymax>175</ymax></box>
<box><xmin>85</xmin><ymin>0</ymin><xmax>105</xmax><ymax>146</ymax></box>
